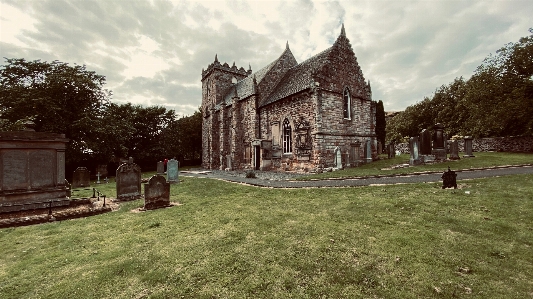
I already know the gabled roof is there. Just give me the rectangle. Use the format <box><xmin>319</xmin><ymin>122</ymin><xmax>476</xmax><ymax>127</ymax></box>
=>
<box><xmin>260</xmin><ymin>47</ymin><xmax>333</xmax><ymax>107</ymax></box>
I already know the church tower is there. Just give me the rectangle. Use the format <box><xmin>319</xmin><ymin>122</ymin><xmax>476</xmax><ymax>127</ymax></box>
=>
<box><xmin>201</xmin><ymin>56</ymin><xmax>251</xmax><ymax>169</ymax></box>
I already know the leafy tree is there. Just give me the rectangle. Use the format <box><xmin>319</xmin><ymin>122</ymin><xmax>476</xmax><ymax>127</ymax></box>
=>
<box><xmin>161</xmin><ymin>108</ymin><xmax>202</xmax><ymax>164</ymax></box>
<box><xmin>375</xmin><ymin>100</ymin><xmax>386</xmax><ymax>148</ymax></box>
<box><xmin>0</xmin><ymin>58</ymin><xmax>110</xmax><ymax>166</ymax></box>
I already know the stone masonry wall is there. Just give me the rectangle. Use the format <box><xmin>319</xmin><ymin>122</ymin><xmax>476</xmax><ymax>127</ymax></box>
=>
<box><xmin>395</xmin><ymin>136</ymin><xmax>533</xmax><ymax>154</ymax></box>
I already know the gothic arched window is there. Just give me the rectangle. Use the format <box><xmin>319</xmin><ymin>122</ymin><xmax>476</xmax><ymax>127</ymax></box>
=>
<box><xmin>343</xmin><ymin>87</ymin><xmax>351</xmax><ymax>119</ymax></box>
<box><xmin>283</xmin><ymin>118</ymin><xmax>292</xmax><ymax>154</ymax></box>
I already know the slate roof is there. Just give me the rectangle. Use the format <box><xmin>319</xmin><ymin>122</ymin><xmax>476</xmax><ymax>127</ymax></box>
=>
<box><xmin>221</xmin><ymin>59</ymin><xmax>277</xmax><ymax>105</ymax></box>
<box><xmin>260</xmin><ymin>47</ymin><xmax>333</xmax><ymax>107</ymax></box>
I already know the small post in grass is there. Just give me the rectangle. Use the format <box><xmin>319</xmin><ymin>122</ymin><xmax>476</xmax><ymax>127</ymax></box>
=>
<box><xmin>441</xmin><ymin>166</ymin><xmax>457</xmax><ymax>189</ymax></box>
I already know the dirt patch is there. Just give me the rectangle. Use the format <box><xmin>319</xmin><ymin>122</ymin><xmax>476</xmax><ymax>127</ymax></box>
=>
<box><xmin>130</xmin><ymin>202</ymin><xmax>182</xmax><ymax>213</ymax></box>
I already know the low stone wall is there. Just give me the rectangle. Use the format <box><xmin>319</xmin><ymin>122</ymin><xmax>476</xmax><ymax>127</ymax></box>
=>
<box><xmin>394</xmin><ymin>136</ymin><xmax>533</xmax><ymax>154</ymax></box>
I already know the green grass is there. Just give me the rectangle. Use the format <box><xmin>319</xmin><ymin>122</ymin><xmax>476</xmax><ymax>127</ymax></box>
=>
<box><xmin>1</xmin><ymin>170</ymin><xmax>532</xmax><ymax>298</ymax></box>
<box><xmin>297</xmin><ymin>152</ymin><xmax>533</xmax><ymax>180</ymax></box>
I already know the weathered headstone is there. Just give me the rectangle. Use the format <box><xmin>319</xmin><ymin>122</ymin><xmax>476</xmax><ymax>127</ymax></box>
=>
<box><xmin>449</xmin><ymin>140</ymin><xmax>460</xmax><ymax>160</ymax></box>
<box><xmin>365</xmin><ymin>140</ymin><xmax>372</xmax><ymax>163</ymax></box>
<box><xmin>441</xmin><ymin>167</ymin><xmax>457</xmax><ymax>189</ymax></box>
<box><xmin>377</xmin><ymin>141</ymin><xmax>382</xmax><ymax>155</ymax></box>
<box><xmin>166</xmin><ymin>158</ymin><xmax>179</xmax><ymax>183</ymax></box>
<box><xmin>157</xmin><ymin>161</ymin><xmax>164</xmax><ymax>174</ymax></box>
<box><xmin>226</xmin><ymin>155</ymin><xmax>232</xmax><ymax>170</ymax></box>
<box><xmin>419</xmin><ymin>129</ymin><xmax>432</xmax><ymax>155</ymax></box>
<box><xmin>116</xmin><ymin>157</ymin><xmax>141</xmax><ymax>200</ymax></box>
<box><xmin>409</xmin><ymin>137</ymin><xmax>421</xmax><ymax>166</ymax></box>
<box><xmin>334</xmin><ymin>146</ymin><xmax>343</xmax><ymax>169</ymax></box>
<box><xmin>143</xmin><ymin>175</ymin><xmax>170</xmax><ymax>210</ymax></box>
<box><xmin>387</xmin><ymin>143</ymin><xmax>395</xmax><ymax>159</ymax></box>
<box><xmin>0</xmin><ymin>128</ymin><xmax>69</xmax><ymax>212</ymax></box>
<box><xmin>432</xmin><ymin>123</ymin><xmax>447</xmax><ymax>160</ymax></box>
<box><xmin>464</xmin><ymin>136</ymin><xmax>475</xmax><ymax>157</ymax></box>
<box><xmin>96</xmin><ymin>164</ymin><xmax>108</xmax><ymax>178</ymax></box>
<box><xmin>72</xmin><ymin>167</ymin><xmax>90</xmax><ymax>188</ymax></box>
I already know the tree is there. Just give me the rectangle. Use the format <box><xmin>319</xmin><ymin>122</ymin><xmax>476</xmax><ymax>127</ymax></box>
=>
<box><xmin>0</xmin><ymin>58</ymin><xmax>110</xmax><ymax>166</ymax></box>
<box><xmin>375</xmin><ymin>100</ymin><xmax>386</xmax><ymax>148</ymax></box>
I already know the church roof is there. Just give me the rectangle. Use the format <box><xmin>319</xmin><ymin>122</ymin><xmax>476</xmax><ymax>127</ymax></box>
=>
<box><xmin>260</xmin><ymin>47</ymin><xmax>333</xmax><ymax>107</ymax></box>
<box><xmin>220</xmin><ymin>24</ymin><xmax>355</xmax><ymax>108</ymax></box>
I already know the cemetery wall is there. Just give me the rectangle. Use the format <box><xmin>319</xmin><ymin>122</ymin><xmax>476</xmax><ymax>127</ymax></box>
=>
<box><xmin>395</xmin><ymin>136</ymin><xmax>533</xmax><ymax>154</ymax></box>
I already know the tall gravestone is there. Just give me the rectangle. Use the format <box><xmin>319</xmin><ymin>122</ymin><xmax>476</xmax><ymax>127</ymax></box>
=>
<box><xmin>334</xmin><ymin>147</ymin><xmax>343</xmax><ymax>169</ymax></box>
<box><xmin>156</xmin><ymin>161</ymin><xmax>164</xmax><ymax>174</ymax></box>
<box><xmin>464</xmin><ymin>136</ymin><xmax>475</xmax><ymax>157</ymax></box>
<box><xmin>409</xmin><ymin>137</ymin><xmax>421</xmax><ymax>166</ymax></box>
<box><xmin>116</xmin><ymin>157</ymin><xmax>141</xmax><ymax>200</ymax></box>
<box><xmin>449</xmin><ymin>140</ymin><xmax>460</xmax><ymax>160</ymax></box>
<box><xmin>72</xmin><ymin>167</ymin><xmax>90</xmax><ymax>188</ymax></box>
<box><xmin>387</xmin><ymin>143</ymin><xmax>395</xmax><ymax>159</ymax></box>
<box><xmin>365</xmin><ymin>140</ymin><xmax>372</xmax><ymax>163</ymax></box>
<box><xmin>419</xmin><ymin>129</ymin><xmax>432</xmax><ymax>155</ymax></box>
<box><xmin>143</xmin><ymin>175</ymin><xmax>170</xmax><ymax>210</ymax></box>
<box><xmin>166</xmin><ymin>158</ymin><xmax>179</xmax><ymax>183</ymax></box>
<box><xmin>0</xmin><ymin>128</ymin><xmax>69</xmax><ymax>212</ymax></box>
<box><xmin>431</xmin><ymin>123</ymin><xmax>447</xmax><ymax>160</ymax></box>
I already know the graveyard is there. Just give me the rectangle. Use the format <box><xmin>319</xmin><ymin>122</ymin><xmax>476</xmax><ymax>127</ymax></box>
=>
<box><xmin>1</xmin><ymin>152</ymin><xmax>532</xmax><ymax>298</ymax></box>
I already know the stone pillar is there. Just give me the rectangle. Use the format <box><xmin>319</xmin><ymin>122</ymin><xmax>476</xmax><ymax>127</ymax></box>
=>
<box><xmin>464</xmin><ymin>136</ymin><xmax>475</xmax><ymax>157</ymax></box>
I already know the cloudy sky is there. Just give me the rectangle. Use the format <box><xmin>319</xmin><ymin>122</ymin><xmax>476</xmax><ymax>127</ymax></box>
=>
<box><xmin>1</xmin><ymin>0</ymin><xmax>532</xmax><ymax>116</ymax></box>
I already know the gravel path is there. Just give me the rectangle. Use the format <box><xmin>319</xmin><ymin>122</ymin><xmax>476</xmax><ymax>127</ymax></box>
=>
<box><xmin>181</xmin><ymin>165</ymin><xmax>533</xmax><ymax>188</ymax></box>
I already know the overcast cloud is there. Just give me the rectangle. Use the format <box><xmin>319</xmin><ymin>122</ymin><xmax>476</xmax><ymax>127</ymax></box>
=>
<box><xmin>1</xmin><ymin>0</ymin><xmax>531</xmax><ymax>116</ymax></box>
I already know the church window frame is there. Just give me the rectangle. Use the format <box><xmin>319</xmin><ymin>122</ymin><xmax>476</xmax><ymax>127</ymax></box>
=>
<box><xmin>343</xmin><ymin>87</ymin><xmax>351</xmax><ymax>120</ymax></box>
<box><xmin>282</xmin><ymin>118</ymin><xmax>292</xmax><ymax>154</ymax></box>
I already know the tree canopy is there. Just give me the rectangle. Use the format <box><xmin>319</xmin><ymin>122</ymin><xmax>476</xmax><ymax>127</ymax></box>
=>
<box><xmin>0</xmin><ymin>58</ymin><xmax>202</xmax><ymax>173</ymax></box>
<box><xmin>386</xmin><ymin>28</ymin><xmax>533</xmax><ymax>141</ymax></box>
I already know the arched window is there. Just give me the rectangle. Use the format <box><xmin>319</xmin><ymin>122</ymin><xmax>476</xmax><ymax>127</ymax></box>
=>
<box><xmin>343</xmin><ymin>87</ymin><xmax>351</xmax><ymax>119</ymax></box>
<box><xmin>283</xmin><ymin>118</ymin><xmax>292</xmax><ymax>154</ymax></box>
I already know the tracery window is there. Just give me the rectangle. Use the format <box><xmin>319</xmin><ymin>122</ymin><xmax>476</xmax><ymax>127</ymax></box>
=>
<box><xmin>282</xmin><ymin>118</ymin><xmax>292</xmax><ymax>154</ymax></box>
<box><xmin>343</xmin><ymin>87</ymin><xmax>351</xmax><ymax>119</ymax></box>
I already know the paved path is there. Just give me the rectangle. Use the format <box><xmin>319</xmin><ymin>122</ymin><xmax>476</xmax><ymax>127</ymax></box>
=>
<box><xmin>181</xmin><ymin>165</ymin><xmax>533</xmax><ymax>188</ymax></box>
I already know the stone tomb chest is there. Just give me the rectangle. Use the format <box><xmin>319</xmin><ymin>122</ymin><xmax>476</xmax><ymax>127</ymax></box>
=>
<box><xmin>0</xmin><ymin>131</ymin><xmax>70</xmax><ymax>212</ymax></box>
<box><xmin>143</xmin><ymin>175</ymin><xmax>170</xmax><ymax>210</ymax></box>
<box><xmin>116</xmin><ymin>158</ymin><xmax>142</xmax><ymax>200</ymax></box>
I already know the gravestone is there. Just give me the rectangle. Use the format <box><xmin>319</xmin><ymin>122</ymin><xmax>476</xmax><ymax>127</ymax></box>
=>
<box><xmin>334</xmin><ymin>147</ymin><xmax>343</xmax><ymax>169</ymax></box>
<box><xmin>387</xmin><ymin>143</ymin><xmax>395</xmax><ymax>159</ymax></box>
<box><xmin>143</xmin><ymin>175</ymin><xmax>170</xmax><ymax>210</ymax></box>
<box><xmin>377</xmin><ymin>141</ymin><xmax>382</xmax><ymax>155</ymax></box>
<box><xmin>365</xmin><ymin>140</ymin><xmax>372</xmax><ymax>163</ymax></box>
<box><xmin>226</xmin><ymin>155</ymin><xmax>232</xmax><ymax>170</ymax></box>
<box><xmin>431</xmin><ymin>123</ymin><xmax>447</xmax><ymax>160</ymax></box>
<box><xmin>0</xmin><ymin>129</ymin><xmax>69</xmax><ymax>212</ymax></box>
<box><xmin>157</xmin><ymin>161</ymin><xmax>164</xmax><ymax>174</ymax></box>
<box><xmin>464</xmin><ymin>136</ymin><xmax>475</xmax><ymax>157</ymax></box>
<box><xmin>72</xmin><ymin>167</ymin><xmax>90</xmax><ymax>188</ymax></box>
<box><xmin>449</xmin><ymin>140</ymin><xmax>460</xmax><ymax>160</ymax></box>
<box><xmin>441</xmin><ymin>167</ymin><xmax>457</xmax><ymax>189</ymax></box>
<box><xmin>166</xmin><ymin>158</ymin><xmax>179</xmax><ymax>183</ymax></box>
<box><xmin>96</xmin><ymin>164</ymin><xmax>108</xmax><ymax>178</ymax></box>
<box><xmin>116</xmin><ymin>157</ymin><xmax>141</xmax><ymax>200</ymax></box>
<box><xmin>409</xmin><ymin>137</ymin><xmax>421</xmax><ymax>166</ymax></box>
<box><xmin>419</xmin><ymin>129</ymin><xmax>432</xmax><ymax>155</ymax></box>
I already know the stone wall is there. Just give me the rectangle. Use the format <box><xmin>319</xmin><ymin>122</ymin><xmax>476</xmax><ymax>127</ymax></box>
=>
<box><xmin>395</xmin><ymin>136</ymin><xmax>533</xmax><ymax>154</ymax></box>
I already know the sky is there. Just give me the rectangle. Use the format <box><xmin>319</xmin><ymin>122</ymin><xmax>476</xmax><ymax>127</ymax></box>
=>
<box><xmin>1</xmin><ymin>0</ymin><xmax>532</xmax><ymax>117</ymax></box>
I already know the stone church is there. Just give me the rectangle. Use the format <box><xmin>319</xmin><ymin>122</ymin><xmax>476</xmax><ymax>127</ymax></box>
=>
<box><xmin>201</xmin><ymin>24</ymin><xmax>377</xmax><ymax>172</ymax></box>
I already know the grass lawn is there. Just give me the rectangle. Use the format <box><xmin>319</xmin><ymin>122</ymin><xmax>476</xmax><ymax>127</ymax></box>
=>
<box><xmin>1</xmin><ymin>156</ymin><xmax>532</xmax><ymax>298</ymax></box>
<box><xmin>297</xmin><ymin>152</ymin><xmax>533</xmax><ymax>180</ymax></box>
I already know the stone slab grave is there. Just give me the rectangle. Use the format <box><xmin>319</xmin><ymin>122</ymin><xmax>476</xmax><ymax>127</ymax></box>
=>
<box><xmin>449</xmin><ymin>140</ymin><xmax>460</xmax><ymax>160</ymax></box>
<box><xmin>409</xmin><ymin>137</ymin><xmax>422</xmax><ymax>166</ymax></box>
<box><xmin>432</xmin><ymin>123</ymin><xmax>447</xmax><ymax>160</ymax></box>
<box><xmin>334</xmin><ymin>146</ymin><xmax>343</xmax><ymax>169</ymax></box>
<box><xmin>0</xmin><ymin>126</ymin><xmax>70</xmax><ymax>212</ymax></box>
<box><xmin>463</xmin><ymin>136</ymin><xmax>475</xmax><ymax>157</ymax></box>
<box><xmin>157</xmin><ymin>161</ymin><xmax>164</xmax><ymax>174</ymax></box>
<box><xmin>364</xmin><ymin>140</ymin><xmax>372</xmax><ymax>163</ymax></box>
<box><xmin>116</xmin><ymin>157</ymin><xmax>141</xmax><ymax>201</ymax></box>
<box><xmin>166</xmin><ymin>158</ymin><xmax>179</xmax><ymax>183</ymax></box>
<box><xmin>72</xmin><ymin>167</ymin><xmax>90</xmax><ymax>188</ymax></box>
<box><xmin>143</xmin><ymin>175</ymin><xmax>171</xmax><ymax>210</ymax></box>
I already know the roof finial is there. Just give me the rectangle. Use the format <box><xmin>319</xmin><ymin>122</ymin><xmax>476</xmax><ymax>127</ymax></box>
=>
<box><xmin>286</xmin><ymin>40</ymin><xmax>289</xmax><ymax>50</ymax></box>
<box><xmin>248</xmin><ymin>63</ymin><xmax>251</xmax><ymax>71</ymax></box>
<box><xmin>214</xmin><ymin>54</ymin><xmax>219</xmax><ymax>63</ymax></box>
<box><xmin>232</xmin><ymin>61</ymin><xmax>236</xmax><ymax>67</ymax></box>
<box><xmin>340</xmin><ymin>23</ymin><xmax>346</xmax><ymax>36</ymax></box>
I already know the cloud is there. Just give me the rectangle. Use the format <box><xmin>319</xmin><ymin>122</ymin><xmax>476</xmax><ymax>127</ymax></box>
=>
<box><xmin>1</xmin><ymin>0</ymin><xmax>532</xmax><ymax>115</ymax></box>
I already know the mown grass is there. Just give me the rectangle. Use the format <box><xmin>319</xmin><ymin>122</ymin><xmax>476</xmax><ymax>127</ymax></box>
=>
<box><xmin>1</xmin><ymin>170</ymin><xmax>532</xmax><ymax>298</ymax></box>
<box><xmin>297</xmin><ymin>152</ymin><xmax>533</xmax><ymax>180</ymax></box>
